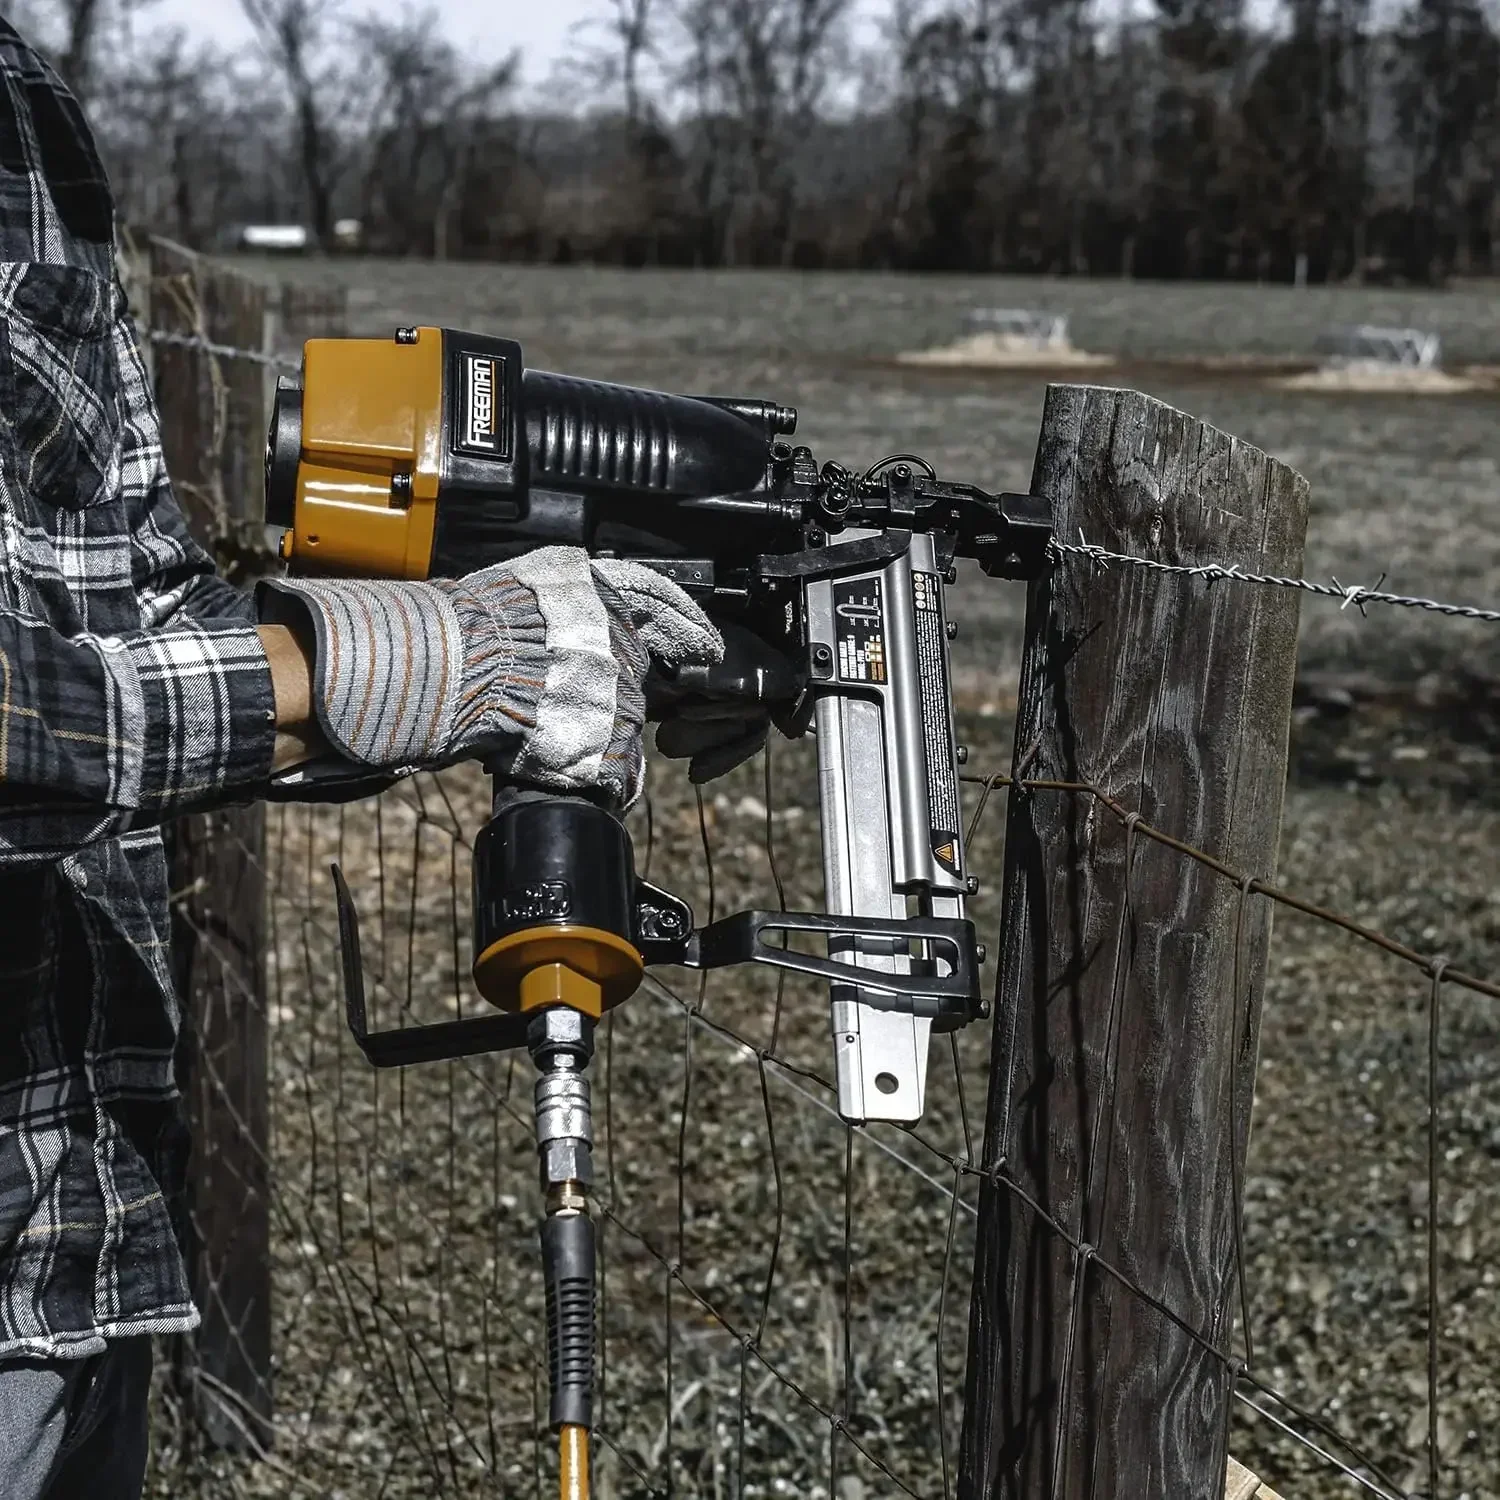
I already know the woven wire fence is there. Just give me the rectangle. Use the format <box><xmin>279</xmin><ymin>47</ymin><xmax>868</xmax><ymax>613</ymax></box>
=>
<box><xmin>135</xmin><ymin>281</ymin><xmax>1499</xmax><ymax>1499</ymax></box>
<box><xmin>152</xmin><ymin>721</ymin><xmax>1499</xmax><ymax>1500</ymax></box>
<box><xmin>154</xmin><ymin>735</ymin><xmax>999</xmax><ymax>1499</ymax></box>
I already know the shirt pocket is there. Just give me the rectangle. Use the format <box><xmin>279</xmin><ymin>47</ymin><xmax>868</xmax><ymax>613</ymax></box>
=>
<box><xmin>0</xmin><ymin>263</ymin><xmax>120</xmax><ymax>512</ymax></box>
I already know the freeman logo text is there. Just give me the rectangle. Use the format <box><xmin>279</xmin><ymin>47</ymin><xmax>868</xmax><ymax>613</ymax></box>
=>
<box><xmin>464</xmin><ymin>354</ymin><xmax>499</xmax><ymax>452</ymax></box>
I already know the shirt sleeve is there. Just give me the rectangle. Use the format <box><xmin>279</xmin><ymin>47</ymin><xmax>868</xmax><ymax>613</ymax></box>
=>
<box><xmin>0</xmin><ymin>280</ymin><xmax>277</xmax><ymax>862</ymax></box>
<box><xmin>0</xmin><ymin>28</ymin><xmax>278</xmax><ymax>862</ymax></box>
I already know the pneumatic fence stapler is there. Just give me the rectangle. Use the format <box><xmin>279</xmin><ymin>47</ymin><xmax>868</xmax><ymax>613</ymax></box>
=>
<box><xmin>263</xmin><ymin>326</ymin><xmax>1051</xmax><ymax>1496</ymax></box>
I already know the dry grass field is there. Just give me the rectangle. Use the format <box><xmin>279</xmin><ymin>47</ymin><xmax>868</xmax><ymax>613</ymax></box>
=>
<box><xmin>148</xmin><ymin>264</ymin><xmax>1499</xmax><ymax>1500</ymax></box>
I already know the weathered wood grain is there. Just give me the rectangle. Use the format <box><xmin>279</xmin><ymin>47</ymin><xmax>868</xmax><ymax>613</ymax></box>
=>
<box><xmin>958</xmin><ymin>385</ymin><xmax>1308</xmax><ymax>1497</ymax></box>
<box><xmin>151</xmin><ymin>239</ymin><xmax>274</xmax><ymax>1450</ymax></box>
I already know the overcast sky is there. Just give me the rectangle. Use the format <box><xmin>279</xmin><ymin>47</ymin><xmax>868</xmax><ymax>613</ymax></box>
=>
<box><xmin>136</xmin><ymin>0</ymin><xmax>1291</xmax><ymax>91</ymax></box>
<box><xmin>143</xmin><ymin>0</ymin><xmax>607</xmax><ymax>85</ymax></box>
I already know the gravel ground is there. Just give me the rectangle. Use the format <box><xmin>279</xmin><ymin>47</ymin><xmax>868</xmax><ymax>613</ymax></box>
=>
<box><xmin>146</xmin><ymin>265</ymin><xmax>1499</xmax><ymax>1499</ymax></box>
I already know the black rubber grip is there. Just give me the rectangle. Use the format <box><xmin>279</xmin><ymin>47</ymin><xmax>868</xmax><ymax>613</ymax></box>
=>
<box><xmin>542</xmin><ymin>1213</ymin><xmax>595</xmax><ymax>1430</ymax></box>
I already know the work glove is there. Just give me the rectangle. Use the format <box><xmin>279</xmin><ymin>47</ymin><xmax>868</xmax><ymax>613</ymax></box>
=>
<box><xmin>647</xmin><ymin>620</ymin><xmax>807</xmax><ymax>783</ymax></box>
<box><xmin>259</xmin><ymin>547</ymin><xmax>722</xmax><ymax>810</ymax></box>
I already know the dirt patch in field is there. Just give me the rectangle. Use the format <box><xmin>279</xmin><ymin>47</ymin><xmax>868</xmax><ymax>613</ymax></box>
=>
<box><xmin>1276</xmin><ymin>360</ymin><xmax>1487</xmax><ymax>394</ymax></box>
<box><xmin>896</xmin><ymin>330</ymin><xmax>1116</xmax><ymax>369</ymax></box>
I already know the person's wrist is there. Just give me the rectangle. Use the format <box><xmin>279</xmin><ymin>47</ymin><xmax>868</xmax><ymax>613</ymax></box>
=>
<box><xmin>257</xmin><ymin>622</ymin><xmax>328</xmax><ymax>771</ymax></box>
<box><xmin>259</xmin><ymin>576</ymin><xmax>470</xmax><ymax>769</ymax></box>
<box><xmin>270</xmin><ymin>718</ymin><xmax>330</xmax><ymax>773</ymax></box>
<box><xmin>257</xmin><ymin>623</ymin><xmax>314</xmax><ymax>727</ymax></box>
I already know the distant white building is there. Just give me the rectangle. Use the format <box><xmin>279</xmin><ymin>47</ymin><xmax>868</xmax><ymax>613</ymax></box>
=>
<box><xmin>236</xmin><ymin>224</ymin><xmax>310</xmax><ymax>253</ymax></box>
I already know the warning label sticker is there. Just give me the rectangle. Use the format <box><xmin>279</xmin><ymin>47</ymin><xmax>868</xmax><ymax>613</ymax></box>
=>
<box><xmin>834</xmin><ymin>578</ymin><xmax>886</xmax><ymax>684</ymax></box>
<box><xmin>913</xmin><ymin>571</ymin><xmax>961</xmax><ymax>876</ymax></box>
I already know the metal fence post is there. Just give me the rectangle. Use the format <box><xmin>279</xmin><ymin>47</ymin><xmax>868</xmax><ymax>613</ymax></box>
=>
<box><xmin>958</xmin><ymin>384</ymin><xmax>1308</xmax><ymax>1497</ymax></box>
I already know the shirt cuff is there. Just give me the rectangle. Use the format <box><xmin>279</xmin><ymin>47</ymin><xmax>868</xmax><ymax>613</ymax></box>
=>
<box><xmin>118</xmin><ymin>622</ymin><xmax>276</xmax><ymax>810</ymax></box>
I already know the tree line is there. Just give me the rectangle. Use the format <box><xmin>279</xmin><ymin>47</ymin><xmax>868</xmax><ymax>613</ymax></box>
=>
<box><xmin>19</xmin><ymin>0</ymin><xmax>1500</xmax><ymax>283</ymax></box>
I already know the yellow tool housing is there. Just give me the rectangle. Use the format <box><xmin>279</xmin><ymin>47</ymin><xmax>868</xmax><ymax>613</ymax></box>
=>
<box><xmin>275</xmin><ymin>326</ymin><xmax>445</xmax><ymax>579</ymax></box>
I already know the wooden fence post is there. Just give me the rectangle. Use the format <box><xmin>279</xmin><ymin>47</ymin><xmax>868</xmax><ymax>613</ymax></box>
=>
<box><xmin>149</xmin><ymin>238</ymin><xmax>275</xmax><ymax>1450</ymax></box>
<box><xmin>958</xmin><ymin>385</ymin><xmax>1309</xmax><ymax>1497</ymax></box>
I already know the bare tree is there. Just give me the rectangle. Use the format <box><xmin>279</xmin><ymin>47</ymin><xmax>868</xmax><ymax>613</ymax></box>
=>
<box><xmin>354</xmin><ymin>11</ymin><xmax>517</xmax><ymax>258</ymax></box>
<box><xmin>238</xmin><ymin>0</ymin><xmax>356</xmax><ymax>245</ymax></box>
<box><xmin>35</xmin><ymin>0</ymin><xmax>1500</xmax><ymax>279</ymax></box>
<box><xmin>606</xmin><ymin>0</ymin><xmax>657</xmax><ymax>125</ymax></box>
<box><xmin>870</xmin><ymin>2</ymin><xmax>1017</xmax><ymax>270</ymax></box>
<box><xmin>45</xmin><ymin>0</ymin><xmax>157</xmax><ymax>101</ymax></box>
<box><xmin>56</xmin><ymin>0</ymin><xmax>104</xmax><ymax>98</ymax></box>
<box><xmin>104</xmin><ymin>28</ymin><xmax>202</xmax><ymax>240</ymax></box>
<box><xmin>1392</xmin><ymin>0</ymin><xmax>1500</xmax><ymax>279</ymax></box>
<box><xmin>1099</xmin><ymin>0</ymin><xmax>1157</xmax><ymax>275</ymax></box>
<box><xmin>674</xmin><ymin>0</ymin><xmax>854</xmax><ymax>263</ymax></box>
<box><xmin>562</xmin><ymin>0</ymin><xmax>663</xmax><ymax>128</ymax></box>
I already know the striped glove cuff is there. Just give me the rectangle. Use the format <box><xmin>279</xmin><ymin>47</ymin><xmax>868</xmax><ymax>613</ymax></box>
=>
<box><xmin>259</xmin><ymin>573</ymin><xmax>548</xmax><ymax>770</ymax></box>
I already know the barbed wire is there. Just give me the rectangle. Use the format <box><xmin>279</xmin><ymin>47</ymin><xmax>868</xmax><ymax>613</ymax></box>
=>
<box><xmin>1051</xmin><ymin>533</ymin><xmax>1500</xmax><ymax>623</ymax></box>
<box><xmin>134</xmin><ymin>324</ymin><xmax>1500</xmax><ymax>632</ymax></box>
<box><xmin>147</xmin><ymin>303</ymin><xmax>1494</xmax><ymax>1499</ymax></box>
<box><xmin>144</xmin><ymin>323</ymin><xmax>299</xmax><ymax>372</ymax></box>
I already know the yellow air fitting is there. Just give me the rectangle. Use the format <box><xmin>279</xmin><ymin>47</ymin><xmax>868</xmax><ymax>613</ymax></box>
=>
<box><xmin>473</xmin><ymin>925</ymin><xmax>643</xmax><ymax>1020</ymax></box>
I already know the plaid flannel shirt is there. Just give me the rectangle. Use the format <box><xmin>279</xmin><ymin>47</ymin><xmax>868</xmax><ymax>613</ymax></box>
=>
<box><xmin>0</xmin><ymin>21</ymin><xmax>278</xmax><ymax>1360</ymax></box>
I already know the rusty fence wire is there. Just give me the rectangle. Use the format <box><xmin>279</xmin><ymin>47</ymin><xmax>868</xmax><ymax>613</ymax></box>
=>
<box><xmin>152</xmin><ymin>731</ymin><xmax>1497</xmax><ymax>1500</ymax></box>
<box><xmin>154</xmin><ymin>743</ymin><xmax>997</xmax><ymax>1500</ymax></box>
<box><xmin>140</xmin><ymin>306</ymin><xmax>1498</xmax><ymax>1500</ymax></box>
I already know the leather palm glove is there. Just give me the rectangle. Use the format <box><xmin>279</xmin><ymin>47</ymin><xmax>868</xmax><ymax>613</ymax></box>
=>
<box><xmin>647</xmin><ymin>620</ymin><xmax>807</xmax><ymax>783</ymax></box>
<box><xmin>259</xmin><ymin>547</ymin><xmax>723</xmax><ymax>811</ymax></box>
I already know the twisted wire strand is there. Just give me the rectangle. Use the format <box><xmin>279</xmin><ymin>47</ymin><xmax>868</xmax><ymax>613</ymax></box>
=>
<box><xmin>1050</xmin><ymin>534</ymin><xmax>1500</xmax><ymax>623</ymax></box>
<box><xmin>144</xmin><ymin>324</ymin><xmax>299</xmax><ymax>371</ymax></box>
<box><xmin>134</xmin><ymin>324</ymin><xmax>1500</xmax><ymax>626</ymax></box>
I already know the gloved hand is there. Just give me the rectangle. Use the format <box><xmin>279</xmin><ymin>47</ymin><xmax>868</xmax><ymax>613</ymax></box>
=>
<box><xmin>647</xmin><ymin>620</ymin><xmax>806</xmax><ymax>783</ymax></box>
<box><xmin>259</xmin><ymin>547</ymin><xmax>722</xmax><ymax>809</ymax></box>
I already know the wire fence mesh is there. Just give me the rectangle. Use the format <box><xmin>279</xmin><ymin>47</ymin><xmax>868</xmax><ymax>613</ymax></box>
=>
<box><xmin>150</xmin><ymin>740</ymin><xmax>1500</xmax><ymax>1500</ymax></box>
<box><xmin>154</xmin><ymin>736</ymin><xmax>1003</xmax><ymax>1500</ymax></box>
<box><xmin>138</xmin><ymin>271</ymin><xmax>1499</xmax><ymax>1500</ymax></box>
